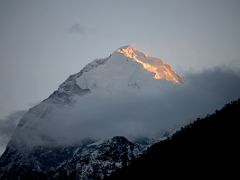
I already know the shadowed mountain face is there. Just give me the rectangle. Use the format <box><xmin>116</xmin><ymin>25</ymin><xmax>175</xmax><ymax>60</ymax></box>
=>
<box><xmin>50</xmin><ymin>136</ymin><xmax>146</xmax><ymax>180</ymax></box>
<box><xmin>107</xmin><ymin>99</ymin><xmax>240</xmax><ymax>179</ymax></box>
<box><xmin>0</xmin><ymin>137</ymin><xmax>147</xmax><ymax>180</ymax></box>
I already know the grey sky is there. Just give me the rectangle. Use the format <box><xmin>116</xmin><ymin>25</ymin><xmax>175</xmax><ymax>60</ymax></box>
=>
<box><xmin>0</xmin><ymin>0</ymin><xmax>240</xmax><ymax>118</ymax></box>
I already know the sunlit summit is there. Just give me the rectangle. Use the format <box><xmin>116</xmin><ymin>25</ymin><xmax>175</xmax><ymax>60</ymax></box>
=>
<box><xmin>118</xmin><ymin>45</ymin><xmax>183</xmax><ymax>84</ymax></box>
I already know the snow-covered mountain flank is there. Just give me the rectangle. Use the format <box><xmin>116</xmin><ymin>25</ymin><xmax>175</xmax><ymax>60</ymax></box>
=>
<box><xmin>0</xmin><ymin>45</ymin><xmax>182</xmax><ymax>179</ymax></box>
<box><xmin>55</xmin><ymin>45</ymin><xmax>182</xmax><ymax>95</ymax></box>
<box><xmin>9</xmin><ymin>45</ymin><xmax>182</xmax><ymax>147</ymax></box>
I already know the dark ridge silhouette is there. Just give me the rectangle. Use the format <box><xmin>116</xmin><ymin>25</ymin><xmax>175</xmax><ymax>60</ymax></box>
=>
<box><xmin>107</xmin><ymin>99</ymin><xmax>240</xmax><ymax>179</ymax></box>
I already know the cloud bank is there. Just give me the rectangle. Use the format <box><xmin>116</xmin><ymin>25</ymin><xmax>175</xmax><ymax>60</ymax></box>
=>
<box><xmin>12</xmin><ymin>66</ymin><xmax>240</xmax><ymax>147</ymax></box>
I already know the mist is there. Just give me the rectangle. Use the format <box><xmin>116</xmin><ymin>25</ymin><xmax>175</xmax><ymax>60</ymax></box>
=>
<box><xmin>12</xmin><ymin>66</ymin><xmax>240</xmax><ymax>147</ymax></box>
<box><xmin>0</xmin><ymin>111</ymin><xmax>26</xmax><ymax>155</ymax></box>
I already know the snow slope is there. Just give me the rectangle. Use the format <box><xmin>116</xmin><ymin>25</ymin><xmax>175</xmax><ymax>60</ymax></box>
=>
<box><xmin>76</xmin><ymin>45</ymin><xmax>182</xmax><ymax>91</ymax></box>
<box><xmin>9</xmin><ymin>45</ymin><xmax>182</xmax><ymax>147</ymax></box>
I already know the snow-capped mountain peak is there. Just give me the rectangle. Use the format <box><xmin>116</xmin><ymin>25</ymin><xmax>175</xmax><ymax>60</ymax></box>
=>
<box><xmin>45</xmin><ymin>45</ymin><xmax>183</xmax><ymax>104</ymax></box>
<box><xmin>73</xmin><ymin>45</ymin><xmax>182</xmax><ymax>92</ymax></box>
<box><xmin>8</xmin><ymin>45</ymin><xmax>183</xmax><ymax>147</ymax></box>
<box><xmin>117</xmin><ymin>45</ymin><xmax>183</xmax><ymax>84</ymax></box>
<box><xmin>0</xmin><ymin>45</ymin><xmax>183</xmax><ymax>179</ymax></box>
<box><xmin>117</xmin><ymin>45</ymin><xmax>146</xmax><ymax>58</ymax></box>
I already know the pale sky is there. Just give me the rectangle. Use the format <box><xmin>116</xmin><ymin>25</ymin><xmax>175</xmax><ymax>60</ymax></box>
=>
<box><xmin>0</xmin><ymin>0</ymin><xmax>240</xmax><ymax>118</ymax></box>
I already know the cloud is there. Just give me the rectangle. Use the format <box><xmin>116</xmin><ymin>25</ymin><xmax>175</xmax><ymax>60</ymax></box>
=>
<box><xmin>0</xmin><ymin>111</ymin><xmax>26</xmax><ymax>155</ymax></box>
<box><xmin>13</xmin><ymin>66</ymin><xmax>240</xmax><ymax>147</ymax></box>
<box><xmin>68</xmin><ymin>23</ymin><xmax>95</xmax><ymax>35</ymax></box>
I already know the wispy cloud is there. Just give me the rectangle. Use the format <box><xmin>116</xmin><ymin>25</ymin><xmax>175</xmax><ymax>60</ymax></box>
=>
<box><xmin>68</xmin><ymin>23</ymin><xmax>95</xmax><ymax>35</ymax></box>
<box><xmin>0</xmin><ymin>111</ymin><xmax>26</xmax><ymax>155</ymax></box>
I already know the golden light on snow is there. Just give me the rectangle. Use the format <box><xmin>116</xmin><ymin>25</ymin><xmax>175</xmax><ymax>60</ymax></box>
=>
<box><xmin>118</xmin><ymin>46</ymin><xmax>183</xmax><ymax>84</ymax></box>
